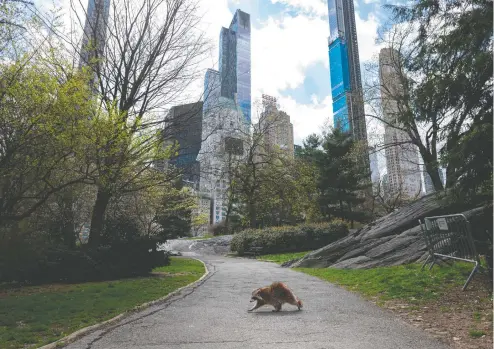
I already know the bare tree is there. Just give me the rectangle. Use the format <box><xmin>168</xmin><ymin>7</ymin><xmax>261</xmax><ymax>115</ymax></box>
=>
<box><xmin>67</xmin><ymin>0</ymin><xmax>210</xmax><ymax>246</ymax></box>
<box><xmin>363</xmin><ymin>25</ymin><xmax>447</xmax><ymax>192</ymax></box>
<box><xmin>370</xmin><ymin>175</ymin><xmax>422</xmax><ymax>215</ymax></box>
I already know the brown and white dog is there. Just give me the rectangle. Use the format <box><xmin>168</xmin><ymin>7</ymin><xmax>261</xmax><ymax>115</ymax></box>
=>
<box><xmin>248</xmin><ymin>282</ymin><xmax>303</xmax><ymax>312</ymax></box>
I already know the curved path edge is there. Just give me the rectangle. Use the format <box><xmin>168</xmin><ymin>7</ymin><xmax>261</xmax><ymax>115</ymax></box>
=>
<box><xmin>38</xmin><ymin>257</ymin><xmax>211</xmax><ymax>349</ymax></box>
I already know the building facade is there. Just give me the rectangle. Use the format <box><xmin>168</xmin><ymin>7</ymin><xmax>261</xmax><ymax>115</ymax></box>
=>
<box><xmin>327</xmin><ymin>0</ymin><xmax>367</xmax><ymax>142</ymax></box>
<box><xmin>198</xmin><ymin>97</ymin><xmax>248</xmax><ymax>224</ymax></box>
<box><xmin>255</xmin><ymin>94</ymin><xmax>294</xmax><ymax>158</ymax></box>
<box><xmin>218</xmin><ymin>10</ymin><xmax>251</xmax><ymax>125</ymax></box>
<box><xmin>162</xmin><ymin>102</ymin><xmax>203</xmax><ymax>188</ymax></box>
<box><xmin>203</xmin><ymin>69</ymin><xmax>221</xmax><ymax>116</ymax></box>
<box><xmin>380</xmin><ymin>48</ymin><xmax>422</xmax><ymax>199</ymax></box>
<box><xmin>198</xmin><ymin>9</ymin><xmax>252</xmax><ymax>224</ymax></box>
<box><xmin>79</xmin><ymin>0</ymin><xmax>111</xmax><ymax>69</ymax></box>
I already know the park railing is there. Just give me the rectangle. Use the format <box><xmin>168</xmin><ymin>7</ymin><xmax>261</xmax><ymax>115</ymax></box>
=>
<box><xmin>419</xmin><ymin>214</ymin><xmax>481</xmax><ymax>291</ymax></box>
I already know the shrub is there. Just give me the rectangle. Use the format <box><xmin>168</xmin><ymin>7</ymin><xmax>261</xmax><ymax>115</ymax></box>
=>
<box><xmin>230</xmin><ymin>221</ymin><xmax>349</xmax><ymax>256</ymax></box>
<box><xmin>0</xmin><ymin>238</ymin><xmax>170</xmax><ymax>284</ymax></box>
<box><xmin>207</xmin><ymin>217</ymin><xmax>243</xmax><ymax>236</ymax></box>
<box><xmin>208</xmin><ymin>221</ymin><xmax>229</xmax><ymax>236</ymax></box>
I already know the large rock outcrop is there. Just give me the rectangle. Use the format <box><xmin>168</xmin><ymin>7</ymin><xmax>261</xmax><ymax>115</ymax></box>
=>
<box><xmin>292</xmin><ymin>193</ymin><xmax>488</xmax><ymax>269</ymax></box>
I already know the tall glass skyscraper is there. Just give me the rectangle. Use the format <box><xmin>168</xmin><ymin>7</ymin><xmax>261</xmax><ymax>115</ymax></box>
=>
<box><xmin>199</xmin><ymin>9</ymin><xmax>251</xmax><ymax>224</ymax></box>
<box><xmin>327</xmin><ymin>0</ymin><xmax>367</xmax><ymax>142</ymax></box>
<box><xmin>218</xmin><ymin>9</ymin><xmax>251</xmax><ymax>125</ymax></box>
<box><xmin>203</xmin><ymin>68</ymin><xmax>221</xmax><ymax>116</ymax></box>
<box><xmin>79</xmin><ymin>0</ymin><xmax>111</xmax><ymax>69</ymax></box>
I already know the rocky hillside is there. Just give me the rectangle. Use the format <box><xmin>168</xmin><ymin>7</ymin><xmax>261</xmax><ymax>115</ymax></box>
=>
<box><xmin>292</xmin><ymin>193</ymin><xmax>489</xmax><ymax>269</ymax></box>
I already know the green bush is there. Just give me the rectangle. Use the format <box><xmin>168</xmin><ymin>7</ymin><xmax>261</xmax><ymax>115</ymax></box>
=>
<box><xmin>230</xmin><ymin>221</ymin><xmax>349</xmax><ymax>256</ymax></box>
<box><xmin>0</xmin><ymin>237</ymin><xmax>170</xmax><ymax>284</ymax></box>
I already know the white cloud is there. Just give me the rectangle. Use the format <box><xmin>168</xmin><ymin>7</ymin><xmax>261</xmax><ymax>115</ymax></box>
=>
<box><xmin>277</xmin><ymin>95</ymin><xmax>333</xmax><ymax>145</ymax></box>
<box><xmin>251</xmin><ymin>14</ymin><xmax>329</xmax><ymax>97</ymax></box>
<box><xmin>270</xmin><ymin>0</ymin><xmax>327</xmax><ymax>17</ymax></box>
<box><xmin>248</xmin><ymin>12</ymin><xmax>332</xmax><ymax>144</ymax></box>
<box><xmin>355</xmin><ymin>12</ymin><xmax>382</xmax><ymax>63</ymax></box>
<box><xmin>35</xmin><ymin>0</ymin><xmax>383</xmax><ymax>146</ymax></box>
<box><xmin>249</xmin><ymin>8</ymin><xmax>383</xmax><ymax>145</ymax></box>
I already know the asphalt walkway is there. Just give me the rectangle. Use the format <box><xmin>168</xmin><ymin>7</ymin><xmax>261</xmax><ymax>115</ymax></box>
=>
<box><xmin>65</xmin><ymin>253</ymin><xmax>450</xmax><ymax>349</ymax></box>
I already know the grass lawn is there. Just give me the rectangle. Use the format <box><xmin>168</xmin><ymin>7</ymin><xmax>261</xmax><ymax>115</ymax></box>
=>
<box><xmin>0</xmin><ymin>257</ymin><xmax>205</xmax><ymax>349</ymax></box>
<box><xmin>297</xmin><ymin>263</ymin><xmax>476</xmax><ymax>302</ymax></box>
<box><xmin>261</xmin><ymin>251</ymin><xmax>493</xmax><ymax>348</ymax></box>
<box><xmin>256</xmin><ymin>251</ymin><xmax>311</xmax><ymax>264</ymax></box>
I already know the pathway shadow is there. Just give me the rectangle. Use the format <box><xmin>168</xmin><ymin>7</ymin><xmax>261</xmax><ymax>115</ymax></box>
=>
<box><xmin>250</xmin><ymin>310</ymin><xmax>302</xmax><ymax>316</ymax></box>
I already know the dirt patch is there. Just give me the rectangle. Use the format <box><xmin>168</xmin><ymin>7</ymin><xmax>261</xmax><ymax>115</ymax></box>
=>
<box><xmin>0</xmin><ymin>283</ymin><xmax>77</xmax><ymax>298</ymax></box>
<box><xmin>376</xmin><ymin>276</ymin><xmax>493</xmax><ymax>349</ymax></box>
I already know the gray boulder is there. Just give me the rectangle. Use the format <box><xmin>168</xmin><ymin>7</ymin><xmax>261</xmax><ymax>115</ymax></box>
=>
<box><xmin>292</xmin><ymin>193</ymin><xmax>488</xmax><ymax>269</ymax></box>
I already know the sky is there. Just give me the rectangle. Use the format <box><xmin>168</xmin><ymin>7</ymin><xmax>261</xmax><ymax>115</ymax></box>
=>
<box><xmin>197</xmin><ymin>0</ymin><xmax>391</xmax><ymax>146</ymax></box>
<box><xmin>34</xmin><ymin>0</ymin><xmax>402</xmax><ymax>175</ymax></box>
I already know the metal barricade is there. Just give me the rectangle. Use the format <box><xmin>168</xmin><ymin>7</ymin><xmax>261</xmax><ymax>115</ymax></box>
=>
<box><xmin>419</xmin><ymin>214</ymin><xmax>481</xmax><ymax>291</ymax></box>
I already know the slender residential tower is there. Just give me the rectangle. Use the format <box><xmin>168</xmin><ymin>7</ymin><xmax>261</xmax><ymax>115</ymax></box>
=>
<box><xmin>327</xmin><ymin>0</ymin><xmax>370</xmax><ymax>179</ymax></box>
<box><xmin>380</xmin><ymin>47</ymin><xmax>422</xmax><ymax>199</ymax></box>
<box><xmin>79</xmin><ymin>0</ymin><xmax>111</xmax><ymax>69</ymax></box>
<box><xmin>327</xmin><ymin>0</ymin><xmax>367</xmax><ymax>141</ymax></box>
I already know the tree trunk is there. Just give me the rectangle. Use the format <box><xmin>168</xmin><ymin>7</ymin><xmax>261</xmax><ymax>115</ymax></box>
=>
<box><xmin>417</xmin><ymin>146</ymin><xmax>444</xmax><ymax>192</ymax></box>
<box><xmin>60</xmin><ymin>190</ymin><xmax>76</xmax><ymax>249</ymax></box>
<box><xmin>88</xmin><ymin>187</ymin><xmax>111</xmax><ymax>247</ymax></box>
<box><xmin>445</xmin><ymin>164</ymin><xmax>455</xmax><ymax>189</ymax></box>
<box><xmin>248</xmin><ymin>201</ymin><xmax>257</xmax><ymax>228</ymax></box>
<box><xmin>425</xmin><ymin>163</ymin><xmax>444</xmax><ymax>192</ymax></box>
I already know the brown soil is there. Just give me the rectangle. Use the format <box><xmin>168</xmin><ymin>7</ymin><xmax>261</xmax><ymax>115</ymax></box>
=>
<box><xmin>376</xmin><ymin>276</ymin><xmax>493</xmax><ymax>349</ymax></box>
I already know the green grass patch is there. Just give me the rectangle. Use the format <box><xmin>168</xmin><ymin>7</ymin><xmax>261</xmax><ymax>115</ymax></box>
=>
<box><xmin>469</xmin><ymin>329</ymin><xmax>486</xmax><ymax>338</ymax></box>
<box><xmin>257</xmin><ymin>251</ymin><xmax>311</xmax><ymax>264</ymax></box>
<box><xmin>0</xmin><ymin>257</ymin><xmax>204</xmax><ymax>349</ymax></box>
<box><xmin>295</xmin><ymin>263</ymin><xmax>473</xmax><ymax>303</ymax></box>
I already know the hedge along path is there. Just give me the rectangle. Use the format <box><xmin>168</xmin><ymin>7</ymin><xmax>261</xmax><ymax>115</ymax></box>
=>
<box><xmin>1</xmin><ymin>258</ymin><xmax>209</xmax><ymax>349</ymax></box>
<box><xmin>230</xmin><ymin>221</ymin><xmax>349</xmax><ymax>256</ymax></box>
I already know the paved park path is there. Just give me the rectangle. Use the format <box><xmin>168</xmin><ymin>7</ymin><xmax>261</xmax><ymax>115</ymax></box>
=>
<box><xmin>65</xmin><ymin>252</ymin><xmax>451</xmax><ymax>349</ymax></box>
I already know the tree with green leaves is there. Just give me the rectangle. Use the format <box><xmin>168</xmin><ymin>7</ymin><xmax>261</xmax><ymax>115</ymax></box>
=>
<box><xmin>0</xmin><ymin>60</ymin><xmax>96</xmax><ymax>224</ymax></box>
<box><xmin>64</xmin><ymin>0</ymin><xmax>209</xmax><ymax>246</ymax></box>
<box><xmin>154</xmin><ymin>182</ymin><xmax>197</xmax><ymax>241</ymax></box>
<box><xmin>366</xmin><ymin>0</ymin><xmax>492</xmax><ymax>201</ymax></box>
<box><xmin>307</xmin><ymin>128</ymin><xmax>372</xmax><ymax>227</ymax></box>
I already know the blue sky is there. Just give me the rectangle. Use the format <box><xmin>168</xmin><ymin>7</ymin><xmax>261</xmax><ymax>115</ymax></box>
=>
<box><xmin>214</xmin><ymin>0</ymin><xmax>393</xmax><ymax>145</ymax></box>
<box><xmin>35</xmin><ymin>0</ymin><xmax>396</xmax><ymax>175</ymax></box>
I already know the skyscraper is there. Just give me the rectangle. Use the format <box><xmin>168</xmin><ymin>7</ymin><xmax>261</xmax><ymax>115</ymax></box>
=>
<box><xmin>218</xmin><ymin>9</ymin><xmax>251</xmax><ymax>125</ymax></box>
<box><xmin>197</xmin><ymin>96</ymin><xmax>246</xmax><ymax>223</ymax></box>
<box><xmin>327</xmin><ymin>0</ymin><xmax>367</xmax><ymax>142</ymax></box>
<box><xmin>380</xmin><ymin>48</ymin><xmax>422</xmax><ymax>199</ymax></box>
<box><xmin>203</xmin><ymin>69</ymin><xmax>221</xmax><ymax>116</ymax></box>
<box><xmin>79</xmin><ymin>0</ymin><xmax>111</xmax><ymax>69</ymax></box>
<box><xmin>255</xmin><ymin>94</ymin><xmax>294</xmax><ymax>159</ymax></box>
<box><xmin>198</xmin><ymin>9</ymin><xmax>251</xmax><ymax>224</ymax></box>
<box><xmin>162</xmin><ymin>102</ymin><xmax>204</xmax><ymax>188</ymax></box>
